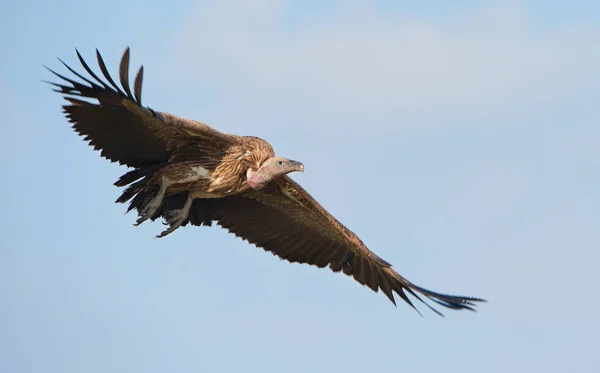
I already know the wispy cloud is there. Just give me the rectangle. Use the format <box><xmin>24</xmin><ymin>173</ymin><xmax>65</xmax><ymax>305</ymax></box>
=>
<box><xmin>160</xmin><ymin>1</ymin><xmax>600</xmax><ymax>131</ymax></box>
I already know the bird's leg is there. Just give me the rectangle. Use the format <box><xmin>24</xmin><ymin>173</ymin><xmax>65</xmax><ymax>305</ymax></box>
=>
<box><xmin>134</xmin><ymin>177</ymin><xmax>169</xmax><ymax>226</ymax></box>
<box><xmin>156</xmin><ymin>193</ymin><xmax>194</xmax><ymax>238</ymax></box>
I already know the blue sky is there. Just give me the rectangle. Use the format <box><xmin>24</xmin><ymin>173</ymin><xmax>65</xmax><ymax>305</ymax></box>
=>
<box><xmin>1</xmin><ymin>1</ymin><xmax>599</xmax><ymax>372</ymax></box>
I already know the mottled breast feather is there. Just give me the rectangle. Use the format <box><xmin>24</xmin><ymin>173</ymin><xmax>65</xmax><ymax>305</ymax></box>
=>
<box><xmin>207</xmin><ymin>136</ymin><xmax>274</xmax><ymax>194</ymax></box>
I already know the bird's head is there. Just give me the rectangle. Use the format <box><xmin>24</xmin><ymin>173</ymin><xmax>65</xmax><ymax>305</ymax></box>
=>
<box><xmin>246</xmin><ymin>157</ymin><xmax>304</xmax><ymax>190</ymax></box>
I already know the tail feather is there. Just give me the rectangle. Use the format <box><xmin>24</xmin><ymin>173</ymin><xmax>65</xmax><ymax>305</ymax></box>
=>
<box><xmin>127</xmin><ymin>186</ymin><xmax>160</xmax><ymax>217</ymax></box>
<box><xmin>114</xmin><ymin>163</ymin><xmax>165</xmax><ymax>187</ymax></box>
<box><xmin>115</xmin><ymin>179</ymin><xmax>146</xmax><ymax>204</ymax></box>
<box><xmin>114</xmin><ymin>164</ymin><xmax>165</xmax><ymax>218</ymax></box>
<box><xmin>113</xmin><ymin>164</ymin><xmax>201</xmax><ymax>226</ymax></box>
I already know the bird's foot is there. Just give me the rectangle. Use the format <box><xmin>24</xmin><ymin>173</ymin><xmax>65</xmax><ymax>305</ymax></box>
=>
<box><xmin>156</xmin><ymin>208</ymin><xmax>188</xmax><ymax>238</ymax></box>
<box><xmin>134</xmin><ymin>197</ymin><xmax>162</xmax><ymax>226</ymax></box>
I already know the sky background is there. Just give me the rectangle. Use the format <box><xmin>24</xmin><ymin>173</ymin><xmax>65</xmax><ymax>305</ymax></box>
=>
<box><xmin>1</xmin><ymin>1</ymin><xmax>599</xmax><ymax>372</ymax></box>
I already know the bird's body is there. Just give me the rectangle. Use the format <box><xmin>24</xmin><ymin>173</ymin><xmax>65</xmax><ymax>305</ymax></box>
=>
<box><xmin>122</xmin><ymin>134</ymin><xmax>282</xmax><ymax>235</ymax></box>
<box><xmin>47</xmin><ymin>47</ymin><xmax>485</xmax><ymax>315</ymax></box>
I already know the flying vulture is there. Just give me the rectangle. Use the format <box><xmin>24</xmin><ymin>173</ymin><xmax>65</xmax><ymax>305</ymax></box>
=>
<box><xmin>46</xmin><ymin>47</ymin><xmax>485</xmax><ymax>316</ymax></box>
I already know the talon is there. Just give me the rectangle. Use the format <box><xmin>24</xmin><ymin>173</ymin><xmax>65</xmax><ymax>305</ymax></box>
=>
<box><xmin>157</xmin><ymin>210</ymin><xmax>187</xmax><ymax>237</ymax></box>
<box><xmin>134</xmin><ymin>200</ymin><xmax>160</xmax><ymax>225</ymax></box>
<box><xmin>133</xmin><ymin>178</ymin><xmax>168</xmax><ymax>226</ymax></box>
<box><xmin>155</xmin><ymin>193</ymin><xmax>193</xmax><ymax>238</ymax></box>
<box><xmin>156</xmin><ymin>224</ymin><xmax>179</xmax><ymax>238</ymax></box>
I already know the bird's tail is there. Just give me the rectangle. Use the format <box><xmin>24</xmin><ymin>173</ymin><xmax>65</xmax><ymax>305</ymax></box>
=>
<box><xmin>114</xmin><ymin>163</ymin><xmax>165</xmax><ymax>187</ymax></box>
<box><xmin>114</xmin><ymin>163</ymin><xmax>165</xmax><ymax>216</ymax></box>
<box><xmin>113</xmin><ymin>163</ymin><xmax>212</xmax><ymax>228</ymax></box>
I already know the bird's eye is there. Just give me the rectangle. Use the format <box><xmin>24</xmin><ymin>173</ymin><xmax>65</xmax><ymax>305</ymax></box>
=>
<box><xmin>278</xmin><ymin>161</ymin><xmax>284</xmax><ymax>166</ymax></box>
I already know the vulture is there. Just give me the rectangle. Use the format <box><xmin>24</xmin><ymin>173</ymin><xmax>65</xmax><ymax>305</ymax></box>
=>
<box><xmin>46</xmin><ymin>47</ymin><xmax>485</xmax><ymax>316</ymax></box>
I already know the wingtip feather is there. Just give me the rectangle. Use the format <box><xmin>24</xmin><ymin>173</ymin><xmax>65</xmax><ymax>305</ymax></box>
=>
<box><xmin>119</xmin><ymin>47</ymin><xmax>134</xmax><ymax>99</ymax></box>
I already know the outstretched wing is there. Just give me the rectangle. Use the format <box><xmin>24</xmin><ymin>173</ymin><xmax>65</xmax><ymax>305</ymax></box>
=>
<box><xmin>46</xmin><ymin>47</ymin><xmax>234</xmax><ymax>168</ymax></box>
<box><xmin>177</xmin><ymin>176</ymin><xmax>485</xmax><ymax>316</ymax></box>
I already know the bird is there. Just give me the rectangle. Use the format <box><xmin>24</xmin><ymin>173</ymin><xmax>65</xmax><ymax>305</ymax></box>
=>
<box><xmin>45</xmin><ymin>47</ymin><xmax>486</xmax><ymax>316</ymax></box>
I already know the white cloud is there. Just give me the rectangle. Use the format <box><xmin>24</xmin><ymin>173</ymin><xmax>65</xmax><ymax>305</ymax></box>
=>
<box><xmin>158</xmin><ymin>1</ymin><xmax>600</xmax><ymax>132</ymax></box>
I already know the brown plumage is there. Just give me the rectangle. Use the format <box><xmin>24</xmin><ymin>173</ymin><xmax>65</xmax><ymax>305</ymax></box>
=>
<box><xmin>46</xmin><ymin>47</ymin><xmax>486</xmax><ymax>315</ymax></box>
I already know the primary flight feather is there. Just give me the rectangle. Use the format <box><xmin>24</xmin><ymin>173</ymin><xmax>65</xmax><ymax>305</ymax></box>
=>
<box><xmin>46</xmin><ymin>47</ymin><xmax>485</xmax><ymax>316</ymax></box>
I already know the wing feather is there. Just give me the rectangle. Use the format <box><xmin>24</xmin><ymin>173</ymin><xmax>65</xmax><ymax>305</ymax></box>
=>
<box><xmin>133</xmin><ymin>66</ymin><xmax>144</xmax><ymax>103</ymax></box>
<box><xmin>75</xmin><ymin>49</ymin><xmax>112</xmax><ymax>90</ymax></box>
<box><xmin>47</xmin><ymin>47</ymin><xmax>235</xmax><ymax>167</ymax></box>
<box><xmin>172</xmin><ymin>176</ymin><xmax>485</xmax><ymax>315</ymax></box>
<box><xmin>119</xmin><ymin>47</ymin><xmax>134</xmax><ymax>100</ymax></box>
<box><xmin>96</xmin><ymin>48</ymin><xmax>125</xmax><ymax>95</ymax></box>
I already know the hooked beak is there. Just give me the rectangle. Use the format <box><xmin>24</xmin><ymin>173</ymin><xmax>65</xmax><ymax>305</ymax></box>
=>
<box><xmin>290</xmin><ymin>160</ymin><xmax>305</xmax><ymax>173</ymax></box>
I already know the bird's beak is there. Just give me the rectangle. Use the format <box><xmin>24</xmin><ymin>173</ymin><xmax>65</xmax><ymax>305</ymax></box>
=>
<box><xmin>291</xmin><ymin>160</ymin><xmax>305</xmax><ymax>173</ymax></box>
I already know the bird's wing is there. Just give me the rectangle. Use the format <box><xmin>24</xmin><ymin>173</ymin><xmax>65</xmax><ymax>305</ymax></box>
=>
<box><xmin>46</xmin><ymin>47</ymin><xmax>234</xmax><ymax>168</ymax></box>
<box><xmin>180</xmin><ymin>176</ymin><xmax>485</xmax><ymax>316</ymax></box>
